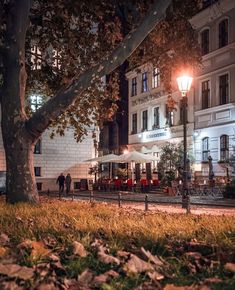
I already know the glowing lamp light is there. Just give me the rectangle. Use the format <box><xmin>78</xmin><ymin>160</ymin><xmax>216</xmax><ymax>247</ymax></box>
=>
<box><xmin>176</xmin><ymin>75</ymin><xmax>193</xmax><ymax>95</ymax></box>
<box><xmin>123</xmin><ymin>149</ymin><xmax>129</xmax><ymax>154</ymax></box>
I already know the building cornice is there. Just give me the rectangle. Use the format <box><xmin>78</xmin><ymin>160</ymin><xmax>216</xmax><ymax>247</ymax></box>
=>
<box><xmin>190</xmin><ymin>0</ymin><xmax>234</xmax><ymax>28</ymax></box>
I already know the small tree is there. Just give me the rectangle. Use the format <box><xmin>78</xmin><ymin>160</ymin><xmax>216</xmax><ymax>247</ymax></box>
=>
<box><xmin>158</xmin><ymin>143</ymin><xmax>183</xmax><ymax>186</ymax></box>
<box><xmin>158</xmin><ymin>142</ymin><xmax>194</xmax><ymax>186</ymax></box>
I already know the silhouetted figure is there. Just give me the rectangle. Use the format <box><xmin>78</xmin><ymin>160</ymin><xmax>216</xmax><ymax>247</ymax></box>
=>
<box><xmin>57</xmin><ymin>173</ymin><xmax>65</xmax><ymax>194</ymax></box>
<box><xmin>65</xmin><ymin>173</ymin><xmax>72</xmax><ymax>195</ymax></box>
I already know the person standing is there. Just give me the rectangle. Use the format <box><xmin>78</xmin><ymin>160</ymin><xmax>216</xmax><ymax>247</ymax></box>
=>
<box><xmin>57</xmin><ymin>173</ymin><xmax>65</xmax><ymax>195</ymax></box>
<box><xmin>65</xmin><ymin>173</ymin><xmax>72</xmax><ymax>195</ymax></box>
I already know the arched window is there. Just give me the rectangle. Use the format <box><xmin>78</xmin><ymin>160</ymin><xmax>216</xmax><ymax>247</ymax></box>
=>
<box><xmin>34</xmin><ymin>139</ymin><xmax>41</xmax><ymax>154</ymax></box>
<box><xmin>220</xmin><ymin>135</ymin><xmax>229</xmax><ymax>161</ymax></box>
<box><xmin>200</xmin><ymin>29</ymin><xmax>209</xmax><ymax>55</ymax></box>
<box><xmin>202</xmin><ymin>137</ymin><xmax>209</xmax><ymax>161</ymax></box>
<box><xmin>219</xmin><ymin>19</ymin><xmax>228</xmax><ymax>48</ymax></box>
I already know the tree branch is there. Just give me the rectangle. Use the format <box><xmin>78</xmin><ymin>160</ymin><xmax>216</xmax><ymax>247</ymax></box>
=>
<box><xmin>26</xmin><ymin>0</ymin><xmax>172</xmax><ymax>138</ymax></box>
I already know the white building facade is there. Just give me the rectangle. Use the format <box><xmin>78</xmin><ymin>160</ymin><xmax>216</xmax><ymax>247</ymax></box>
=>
<box><xmin>0</xmin><ymin>121</ymin><xmax>97</xmax><ymax>191</ymax></box>
<box><xmin>127</xmin><ymin>0</ymin><xmax>235</xmax><ymax>181</ymax></box>
<box><xmin>126</xmin><ymin>63</ymin><xmax>194</xmax><ymax>174</ymax></box>
<box><xmin>191</xmin><ymin>0</ymin><xmax>235</xmax><ymax>181</ymax></box>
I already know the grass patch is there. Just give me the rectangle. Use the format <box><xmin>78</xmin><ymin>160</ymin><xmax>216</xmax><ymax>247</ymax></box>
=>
<box><xmin>0</xmin><ymin>198</ymin><xmax>234</xmax><ymax>289</ymax></box>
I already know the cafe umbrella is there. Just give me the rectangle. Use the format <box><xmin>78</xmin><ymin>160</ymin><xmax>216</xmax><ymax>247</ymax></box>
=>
<box><xmin>84</xmin><ymin>153</ymin><xmax>119</xmax><ymax>179</ymax></box>
<box><xmin>108</xmin><ymin>150</ymin><xmax>159</xmax><ymax>181</ymax></box>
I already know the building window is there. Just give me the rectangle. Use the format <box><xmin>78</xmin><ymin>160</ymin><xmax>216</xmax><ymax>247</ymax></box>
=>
<box><xmin>142</xmin><ymin>110</ymin><xmax>148</xmax><ymax>131</ymax></box>
<box><xmin>220</xmin><ymin>135</ymin><xmax>229</xmax><ymax>161</ymax></box>
<box><xmin>34</xmin><ymin>139</ymin><xmax>41</xmax><ymax>154</ymax></box>
<box><xmin>34</xmin><ymin>167</ymin><xmax>41</xmax><ymax>177</ymax></box>
<box><xmin>30</xmin><ymin>95</ymin><xmax>43</xmax><ymax>112</ymax></box>
<box><xmin>74</xmin><ymin>182</ymin><xmax>81</xmax><ymax>190</ymax></box>
<box><xmin>152</xmin><ymin>68</ymin><xmax>160</xmax><ymax>88</ymax></box>
<box><xmin>202</xmin><ymin>137</ymin><xmax>209</xmax><ymax>161</ymax></box>
<box><xmin>52</xmin><ymin>49</ymin><xmax>61</xmax><ymax>69</ymax></box>
<box><xmin>131</xmin><ymin>77</ymin><xmax>137</xmax><ymax>96</ymax></box>
<box><xmin>165</xmin><ymin>104</ymin><xmax>174</xmax><ymax>127</ymax></box>
<box><xmin>200</xmin><ymin>29</ymin><xmax>209</xmax><ymax>55</ymax></box>
<box><xmin>219</xmin><ymin>19</ymin><xmax>228</xmax><ymax>48</ymax></box>
<box><xmin>142</xmin><ymin>72</ymin><xmax>148</xmax><ymax>93</ymax></box>
<box><xmin>36</xmin><ymin>182</ymin><xmax>42</xmax><ymax>191</ymax></box>
<box><xmin>201</xmin><ymin>80</ymin><xmax>210</xmax><ymax>109</ymax></box>
<box><xmin>153</xmin><ymin>107</ymin><xmax>160</xmax><ymax>129</ymax></box>
<box><xmin>219</xmin><ymin>74</ymin><xmax>229</xmax><ymax>105</ymax></box>
<box><xmin>132</xmin><ymin>113</ymin><xmax>137</xmax><ymax>134</ymax></box>
<box><xmin>31</xmin><ymin>45</ymin><xmax>42</xmax><ymax>70</ymax></box>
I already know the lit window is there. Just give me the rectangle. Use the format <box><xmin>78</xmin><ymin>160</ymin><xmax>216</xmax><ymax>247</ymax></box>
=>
<box><xmin>201</xmin><ymin>80</ymin><xmax>210</xmax><ymax>109</ymax></box>
<box><xmin>34</xmin><ymin>139</ymin><xmax>41</xmax><ymax>154</ymax></box>
<box><xmin>142</xmin><ymin>72</ymin><xmax>148</xmax><ymax>93</ymax></box>
<box><xmin>200</xmin><ymin>29</ymin><xmax>209</xmax><ymax>55</ymax></box>
<box><xmin>31</xmin><ymin>46</ymin><xmax>41</xmax><ymax>70</ymax></box>
<box><xmin>142</xmin><ymin>110</ymin><xmax>148</xmax><ymax>131</ymax></box>
<box><xmin>34</xmin><ymin>167</ymin><xmax>41</xmax><ymax>177</ymax></box>
<box><xmin>30</xmin><ymin>95</ymin><xmax>43</xmax><ymax>112</ymax></box>
<box><xmin>220</xmin><ymin>135</ymin><xmax>229</xmax><ymax>161</ymax></box>
<box><xmin>202</xmin><ymin>137</ymin><xmax>209</xmax><ymax>161</ymax></box>
<box><xmin>153</xmin><ymin>107</ymin><xmax>160</xmax><ymax>128</ymax></box>
<box><xmin>131</xmin><ymin>77</ymin><xmax>137</xmax><ymax>96</ymax></box>
<box><xmin>219</xmin><ymin>19</ymin><xmax>228</xmax><ymax>48</ymax></box>
<box><xmin>52</xmin><ymin>49</ymin><xmax>61</xmax><ymax>69</ymax></box>
<box><xmin>165</xmin><ymin>104</ymin><xmax>174</xmax><ymax>127</ymax></box>
<box><xmin>219</xmin><ymin>74</ymin><xmax>229</xmax><ymax>105</ymax></box>
<box><xmin>132</xmin><ymin>113</ymin><xmax>137</xmax><ymax>134</ymax></box>
<box><xmin>152</xmin><ymin>68</ymin><xmax>160</xmax><ymax>88</ymax></box>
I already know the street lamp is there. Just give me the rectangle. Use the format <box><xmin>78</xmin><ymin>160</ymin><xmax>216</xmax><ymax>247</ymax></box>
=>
<box><xmin>176</xmin><ymin>75</ymin><xmax>193</xmax><ymax>213</ymax></box>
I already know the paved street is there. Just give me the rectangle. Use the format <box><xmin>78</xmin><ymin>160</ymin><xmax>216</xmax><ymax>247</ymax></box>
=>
<box><xmin>57</xmin><ymin>191</ymin><xmax>235</xmax><ymax>216</ymax></box>
<box><xmin>64</xmin><ymin>190</ymin><xmax>235</xmax><ymax>207</ymax></box>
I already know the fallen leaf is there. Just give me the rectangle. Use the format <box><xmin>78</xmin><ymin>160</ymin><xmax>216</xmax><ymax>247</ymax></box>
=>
<box><xmin>72</xmin><ymin>241</ymin><xmax>87</xmax><ymax>257</ymax></box>
<box><xmin>117</xmin><ymin>250</ymin><xmax>130</xmax><ymax>258</ymax></box>
<box><xmin>185</xmin><ymin>252</ymin><xmax>202</xmax><ymax>260</ymax></box>
<box><xmin>98</xmin><ymin>251</ymin><xmax>120</xmax><ymax>265</ymax></box>
<box><xmin>92</xmin><ymin>270</ymin><xmax>119</xmax><ymax>287</ymax></box>
<box><xmin>37</xmin><ymin>283</ymin><xmax>58</xmax><ymax>290</ymax></box>
<box><xmin>123</xmin><ymin>254</ymin><xmax>154</xmax><ymax>275</ymax></box>
<box><xmin>224</xmin><ymin>262</ymin><xmax>235</xmax><ymax>273</ymax></box>
<box><xmin>93</xmin><ymin>274</ymin><xmax>108</xmax><ymax>287</ymax></box>
<box><xmin>148</xmin><ymin>271</ymin><xmax>164</xmax><ymax>281</ymax></box>
<box><xmin>30</xmin><ymin>241</ymin><xmax>51</xmax><ymax>262</ymax></box>
<box><xmin>141</xmin><ymin>247</ymin><xmax>164</xmax><ymax>267</ymax></box>
<box><xmin>78</xmin><ymin>269</ymin><xmax>94</xmax><ymax>286</ymax></box>
<box><xmin>134</xmin><ymin>281</ymin><xmax>160</xmax><ymax>290</ymax></box>
<box><xmin>1</xmin><ymin>281</ymin><xmax>23</xmax><ymax>290</ymax></box>
<box><xmin>0</xmin><ymin>263</ymin><xmax>34</xmax><ymax>280</ymax></box>
<box><xmin>49</xmin><ymin>254</ymin><xmax>60</xmax><ymax>262</ymax></box>
<box><xmin>105</xmin><ymin>269</ymin><xmax>119</xmax><ymax>278</ymax></box>
<box><xmin>17</xmin><ymin>239</ymin><xmax>33</xmax><ymax>250</ymax></box>
<box><xmin>0</xmin><ymin>233</ymin><xmax>10</xmax><ymax>246</ymax></box>
<box><xmin>163</xmin><ymin>285</ymin><xmax>194</xmax><ymax>290</ymax></box>
<box><xmin>0</xmin><ymin>246</ymin><xmax>8</xmax><ymax>257</ymax></box>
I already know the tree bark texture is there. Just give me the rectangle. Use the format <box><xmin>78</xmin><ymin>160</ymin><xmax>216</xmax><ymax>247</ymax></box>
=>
<box><xmin>2</xmin><ymin>0</ymin><xmax>39</xmax><ymax>203</ymax></box>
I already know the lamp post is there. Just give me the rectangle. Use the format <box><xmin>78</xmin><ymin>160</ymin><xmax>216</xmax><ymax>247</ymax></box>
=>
<box><xmin>176</xmin><ymin>75</ymin><xmax>193</xmax><ymax>213</ymax></box>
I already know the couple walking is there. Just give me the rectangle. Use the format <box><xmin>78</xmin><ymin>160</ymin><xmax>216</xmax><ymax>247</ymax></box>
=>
<box><xmin>57</xmin><ymin>173</ymin><xmax>72</xmax><ymax>195</ymax></box>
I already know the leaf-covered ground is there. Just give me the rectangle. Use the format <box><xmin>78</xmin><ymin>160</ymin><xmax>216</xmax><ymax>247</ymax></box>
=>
<box><xmin>0</xmin><ymin>197</ymin><xmax>234</xmax><ymax>289</ymax></box>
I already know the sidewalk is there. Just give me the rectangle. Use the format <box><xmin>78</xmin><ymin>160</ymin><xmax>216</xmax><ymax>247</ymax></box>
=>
<box><xmin>120</xmin><ymin>202</ymin><xmax>235</xmax><ymax>216</ymax></box>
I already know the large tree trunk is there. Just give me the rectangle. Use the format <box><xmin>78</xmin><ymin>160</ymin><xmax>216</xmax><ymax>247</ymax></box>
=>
<box><xmin>2</xmin><ymin>123</ymin><xmax>39</xmax><ymax>203</ymax></box>
<box><xmin>1</xmin><ymin>0</ymin><xmax>39</xmax><ymax>203</ymax></box>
